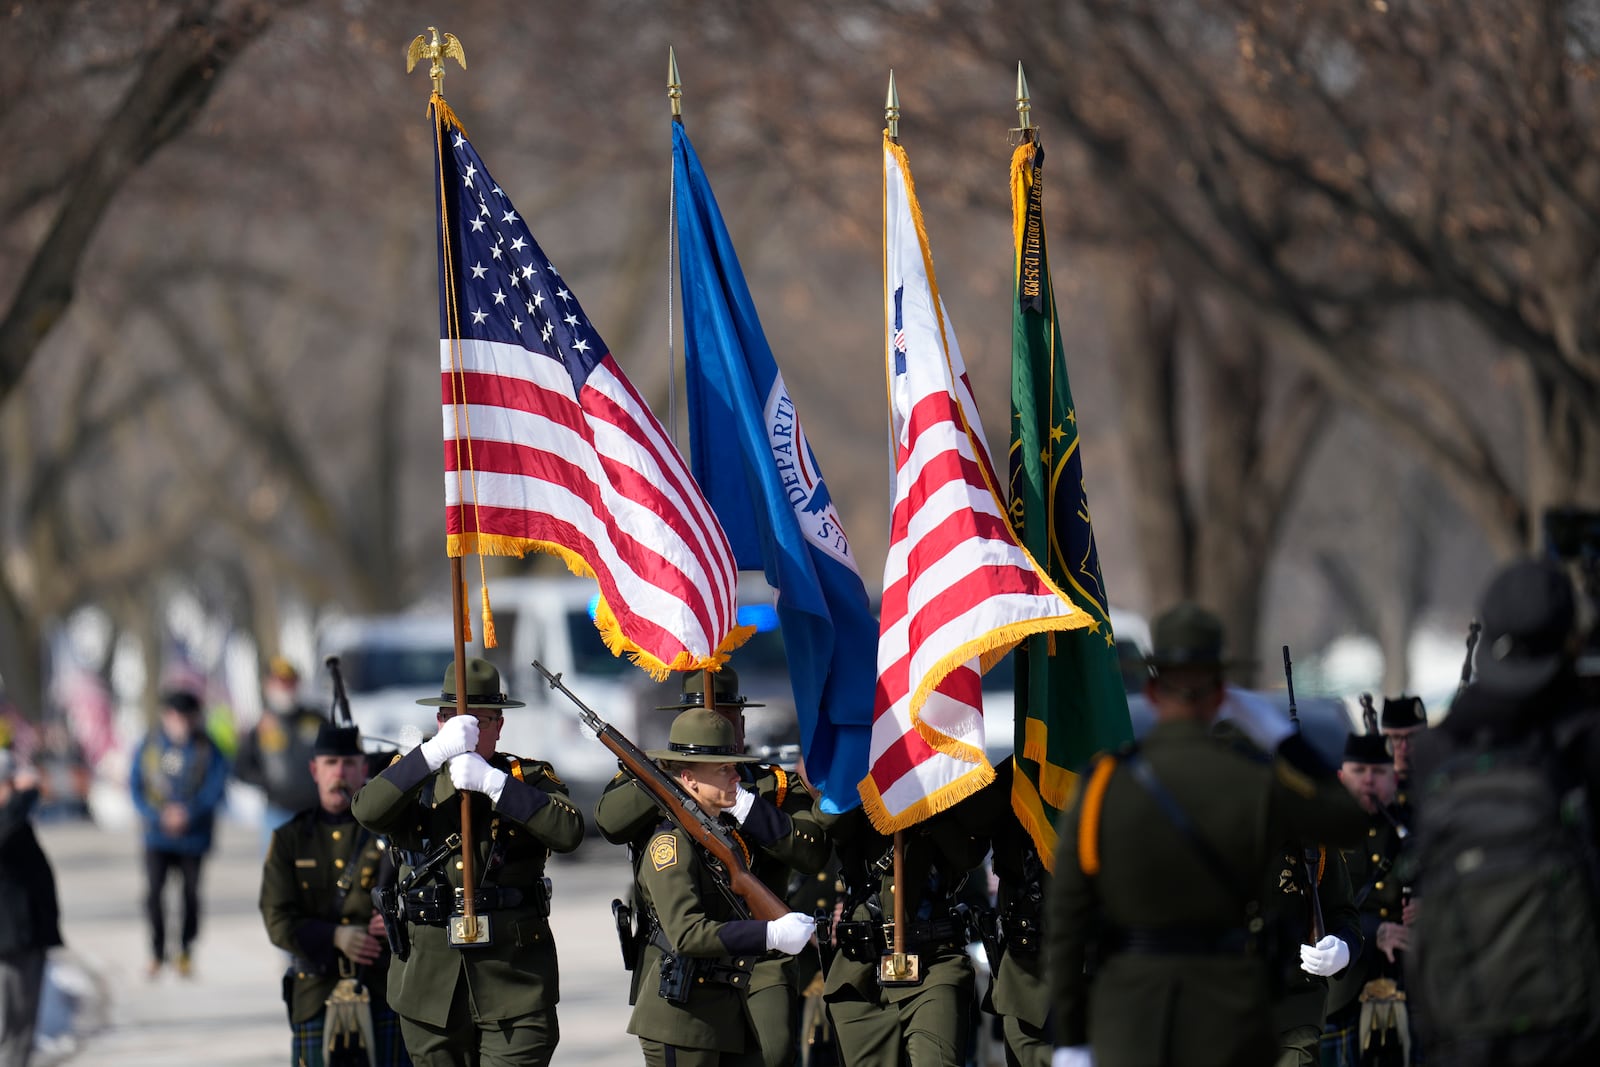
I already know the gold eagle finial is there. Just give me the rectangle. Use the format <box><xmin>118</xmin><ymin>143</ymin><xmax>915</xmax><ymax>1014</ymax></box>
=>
<box><xmin>406</xmin><ymin>27</ymin><xmax>466</xmax><ymax>95</ymax></box>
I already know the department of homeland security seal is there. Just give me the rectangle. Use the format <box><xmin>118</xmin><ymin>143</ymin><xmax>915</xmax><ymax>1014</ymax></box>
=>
<box><xmin>766</xmin><ymin>372</ymin><xmax>859</xmax><ymax>573</ymax></box>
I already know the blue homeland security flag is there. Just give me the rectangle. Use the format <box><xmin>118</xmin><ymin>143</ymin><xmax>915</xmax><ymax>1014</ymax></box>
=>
<box><xmin>672</xmin><ymin>120</ymin><xmax>878</xmax><ymax>813</ymax></box>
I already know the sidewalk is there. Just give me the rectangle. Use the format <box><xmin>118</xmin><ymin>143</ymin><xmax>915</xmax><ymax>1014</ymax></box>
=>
<box><xmin>34</xmin><ymin>803</ymin><xmax>644</xmax><ymax>1066</ymax></box>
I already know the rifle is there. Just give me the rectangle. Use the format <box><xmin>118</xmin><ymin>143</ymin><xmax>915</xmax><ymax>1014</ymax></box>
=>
<box><xmin>1282</xmin><ymin>645</ymin><xmax>1326</xmax><ymax>943</ymax></box>
<box><xmin>533</xmin><ymin>660</ymin><xmax>789</xmax><ymax>921</ymax></box>
<box><xmin>1457</xmin><ymin>620</ymin><xmax>1481</xmax><ymax>697</ymax></box>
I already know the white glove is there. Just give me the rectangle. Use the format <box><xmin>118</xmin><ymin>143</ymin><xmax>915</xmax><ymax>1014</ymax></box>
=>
<box><xmin>765</xmin><ymin>912</ymin><xmax>817</xmax><ymax>955</ymax></box>
<box><xmin>1052</xmin><ymin>1047</ymin><xmax>1094</xmax><ymax>1067</ymax></box>
<box><xmin>449</xmin><ymin>752</ymin><xmax>508</xmax><ymax>804</ymax></box>
<box><xmin>420</xmin><ymin>715</ymin><xmax>479</xmax><ymax>771</ymax></box>
<box><xmin>1218</xmin><ymin>686</ymin><xmax>1294</xmax><ymax>751</ymax></box>
<box><xmin>1299</xmin><ymin>933</ymin><xmax>1351</xmax><ymax>977</ymax></box>
<box><xmin>729</xmin><ymin>786</ymin><xmax>757</xmax><ymax>823</ymax></box>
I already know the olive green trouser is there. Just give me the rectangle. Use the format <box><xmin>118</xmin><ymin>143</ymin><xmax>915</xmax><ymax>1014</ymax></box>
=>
<box><xmin>747</xmin><ymin>975</ymin><xmax>798</xmax><ymax>1067</ymax></box>
<box><xmin>1002</xmin><ymin>1013</ymin><xmax>1050</xmax><ymax>1067</ymax></box>
<box><xmin>827</xmin><ymin>983</ymin><xmax>972</xmax><ymax>1067</ymax></box>
<box><xmin>397</xmin><ymin>988</ymin><xmax>557</xmax><ymax>1067</ymax></box>
<box><xmin>641</xmin><ymin>1037</ymin><xmax>765</xmax><ymax>1067</ymax></box>
<box><xmin>1276</xmin><ymin>1024</ymin><xmax>1322</xmax><ymax>1067</ymax></box>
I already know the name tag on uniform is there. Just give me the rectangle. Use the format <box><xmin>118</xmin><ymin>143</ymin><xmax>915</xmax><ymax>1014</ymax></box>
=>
<box><xmin>295</xmin><ymin>859</ymin><xmax>318</xmax><ymax>868</ymax></box>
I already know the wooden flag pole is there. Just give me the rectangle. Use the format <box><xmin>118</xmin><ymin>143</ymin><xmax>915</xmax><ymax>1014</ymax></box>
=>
<box><xmin>450</xmin><ymin>555</ymin><xmax>480</xmax><ymax>942</ymax></box>
<box><xmin>410</xmin><ymin>26</ymin><xmax>484</xmax><ymax>949</ymax></box>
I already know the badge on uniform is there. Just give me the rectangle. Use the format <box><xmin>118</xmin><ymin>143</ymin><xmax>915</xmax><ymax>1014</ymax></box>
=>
<box><xmin>650</xmin><ymin>833</ymin><xmax>678</xmax><ymax>871</ymax></box>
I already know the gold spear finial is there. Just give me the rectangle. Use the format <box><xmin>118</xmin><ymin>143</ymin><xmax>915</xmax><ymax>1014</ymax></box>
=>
<box><xmin>668</xmin><ymin>46</ymin><xmax>683</xmax><ymax>121</ymax></box>
<box><xmin>885</xmin><ymin>70</ymin><xmax>900</xmax><ymax>141</ymax></box>
<box><xmin>1016</xmin><ymin>61</ymin><xmax>1033</xmax><ymax>133</ymax></box>
<box><xmin>406</xmin><ymin>26</ymin><xmax>466</xmax><ymax>96</ymax></box>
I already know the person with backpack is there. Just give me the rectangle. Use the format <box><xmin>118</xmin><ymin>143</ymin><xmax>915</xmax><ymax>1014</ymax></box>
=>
<box><xmin>1409</xmin><ymin>557</ymin><xmax>1600</xmax><ymax>1067</ymax></box>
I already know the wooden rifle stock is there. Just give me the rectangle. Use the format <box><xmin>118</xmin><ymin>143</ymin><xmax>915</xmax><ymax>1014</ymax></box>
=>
<box><xmin>533</xmin><ymin>661</ymin><xmax>789</xmax><ymax>921</ymax></box>
<box><xmin>1282</xmin><ymin>645</ymin><xmax>1326</xmax><ymax>943</ymax></box>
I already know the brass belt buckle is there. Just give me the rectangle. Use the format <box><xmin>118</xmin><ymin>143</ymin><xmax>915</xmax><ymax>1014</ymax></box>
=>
<box><xmin>876</xmin><ymin>923</ymin><xmax>921</xmax><ymax>986</ymax></box>
<box><xmin>448</xmin><ymin>912</ymin><xmax>493</xmax><ymax>947</ymax></box>
<box><xmin>448</xmin><ymin>887</ymin><xmax>493</xmax><ymax>948</ymax></box>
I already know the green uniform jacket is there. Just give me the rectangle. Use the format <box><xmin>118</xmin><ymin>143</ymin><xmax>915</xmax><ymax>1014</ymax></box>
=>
<box><xmin>821</xmin><ymin>800</ymin><xmax>990</xmax><ymax>1005</ymax></box>
<box><xmin>260</xmin><ymin>808</ymin><xmax>397</xmax><ymax>1024</ymax></box>
<box><xmin>1326</xmin><ymin>813</ymin><xmax>1406</xmax><ymax>1017</ymax></box>
<box><xmin>1267</xmin><ymin>840</ymin><xmax>1360</xmax><ymax>1034</ymax></box>
<box><xmin>1047</xmin><ymin>722</ymin><xmax>1367</xmax><ymax>1067</ymax></box>
<box><xmin>627</xmin><ymin>822</ymin><xmax>772</xmax><ymax>1052</ymax></box>
<box><xmin>350</xmin><ymin>746</ymin><xmax>584</xmax><ymax>1026</ymax></box>
<box><xmin>596</xmin><ymin>761</ymin><xmax>828</xmax><ymax>1002</ymax></box>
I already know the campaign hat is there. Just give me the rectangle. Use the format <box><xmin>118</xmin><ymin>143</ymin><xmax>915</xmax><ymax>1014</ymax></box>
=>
<box><xmin>656</xmin><ymin>668</ymin><xmax>765</xmax><ymax>711</ymax></box>
<box><xmin>648</xmin><ymin>708</ymin><xmax>760</xmax><ymax>763</ymax></box>
<box><xmin>1144</xmin><ymin>602</ymin><xmax>1248</xmax><ymax>671</ymax></box>
<box><xmin>416</xmin><ymin>658</ymin><xmax>525</xmax><ymax>709</ymax></box>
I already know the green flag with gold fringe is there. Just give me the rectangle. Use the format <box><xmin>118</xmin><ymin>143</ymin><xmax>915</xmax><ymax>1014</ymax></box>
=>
<box><xmin>1008</xmin><ymin>138</ymin><xmax>1133</xmax><ymax>870</ymax></box>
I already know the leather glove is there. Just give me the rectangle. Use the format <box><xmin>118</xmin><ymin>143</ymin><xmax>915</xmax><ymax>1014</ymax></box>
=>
<box><xmin>1218</xmin><ymin>686</ymin><xmax>1294</xmax><ymax>751</ymax></box>
<box><xmin>765</xmin><ymin>912</ymin><xmax>817</xmax><ymax>955</ymax></box>
<box><xmin>1299</xmin><ymin>933</ymin><xmax>1351</xmax><ymax>977</ymax></box>
<box><xmin>419</xmin><ymin>715</ymin><xmax>479</xmax><ymax>771</ymax></box>
<box><xmin>449</xmin><ymin>752</ymin><xmax>508</xmax><ymax>804</ymax></box>
<box><xmin>332</xmin><ymin>924</ymin><xmax>381</xmax><ymax>966</ymax></box>
<box><xmin>729</xmin><ymin>786</ymin><xmax>758</xmax><ymax>823</ymax></box>
<box><xmin>1052</xmin><ymin>1047</ymin><xmax>1094</xmax><ymax>1067</ymax></box>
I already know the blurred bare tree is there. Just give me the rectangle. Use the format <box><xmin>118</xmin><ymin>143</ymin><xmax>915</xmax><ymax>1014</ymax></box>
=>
<box><xmin>5</xmin><ymin>0</ymin><xmax>1572</xmax><ymax>722</ymax></box>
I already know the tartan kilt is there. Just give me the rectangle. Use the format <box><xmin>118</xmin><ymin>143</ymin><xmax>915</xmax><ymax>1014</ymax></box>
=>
<box><xmin>290</xmin><ymin>1005</ymin><xmax>410</xmax><ymax>1067</ymax></box>
<box><xmin>1320</xmin><ymin>1020</ymin><xmax>1360</xmax><ymax>1067</ymax></box>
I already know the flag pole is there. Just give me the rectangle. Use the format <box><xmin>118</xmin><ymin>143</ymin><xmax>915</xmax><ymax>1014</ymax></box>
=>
<box><xmin>882</xmin><ymin>70</ymin><xmax>900</xmax><ymax>510</ymax></box>
<box><xmin>408</xmin><ymin>25</ymin><xmax>486</xmax><ymax>947</ymax></box>
<box><xmin>666</xmin><ymin>46</ymin><xmax>683</xmax><ymax>447</ymax></box>
<box><xmin>878</xmin><ymin>70</ymin><xmax>919</xmax><ymax>988</ymax></box>
<box><xmin>1015</xmin><ymin>61</ymin><xmax>1034</xmax><ymax>142</ymax></box>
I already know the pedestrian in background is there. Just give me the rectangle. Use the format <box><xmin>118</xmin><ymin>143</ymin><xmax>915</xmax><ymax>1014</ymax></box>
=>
<box><xmin>236</xmin><ymin>657</ymin><xmax>327</xmax><ymax>850</ymax></box>
<box><xmin>130</xmin><ymin>688</ymin><xmax>229</xmax><ymax>979</ymax></box>
<box><xmin>0</xmin><ymin>745</ymin><xmax>62</xmax><ymax>1067</ymax></box>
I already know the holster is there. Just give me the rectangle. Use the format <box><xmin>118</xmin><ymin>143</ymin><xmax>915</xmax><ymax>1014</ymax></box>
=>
<box><xmin>833</xmin><ymin>919</ymin><xmax>884</xmax><ymax>964</ymax></box>
<box><xmin>613</xmin><ymin>898</ymin><xmax>642</xmax><ymax>971</ymax></box>
<box><xmin>372</xmin><ymin>885</ymin><xmax>410</xmax><ymax>962</ymax></box>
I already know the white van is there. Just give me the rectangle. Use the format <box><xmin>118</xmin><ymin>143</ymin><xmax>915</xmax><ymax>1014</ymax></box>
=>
<box><xmin>473</xmin><ymin>572</ymin><xmax>795</xmax><ymax>827</ymax></box>
<box><xmin>314</xmin><ymin>612</ymin><xmax>459</xmax><ymax>750</ymax></box>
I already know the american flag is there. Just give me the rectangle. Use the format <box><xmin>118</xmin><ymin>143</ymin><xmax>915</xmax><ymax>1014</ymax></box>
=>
<box><xmin>862</xmin><ymin>134</ymin><xmax>1092</xmax><ymax>831</ymax></box>
<box><xmin>432</xmin><ymin>103</ymin><xmax>742</xmax><ymax>674</ymax></box>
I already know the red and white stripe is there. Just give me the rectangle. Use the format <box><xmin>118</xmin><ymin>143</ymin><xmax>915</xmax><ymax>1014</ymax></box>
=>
<box><xmin>442</xmin><ymin>336</ymin><xmax>740</xmax><ymax>672</ymax></box>
<box><xmin>861</xmin><ymin>138</ymin><xmax>1089</xmax><ymax>831</ymax></box>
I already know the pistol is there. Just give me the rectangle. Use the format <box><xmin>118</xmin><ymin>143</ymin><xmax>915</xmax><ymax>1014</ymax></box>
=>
<box><xmin>612</xmin><ymin>898</ymin><xmax>640</xmax><ymax>971</ymax></box>
<box><xmin>373</xmin><ymin>886</ymin><xmax>410</xmax><ymax>962</ymax></box>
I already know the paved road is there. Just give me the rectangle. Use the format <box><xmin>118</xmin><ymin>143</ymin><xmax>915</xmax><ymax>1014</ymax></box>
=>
<box><xmin>36</xmin><ymin>811</ymin><xmax>645</xmax><ymax>1066</ymax></box>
